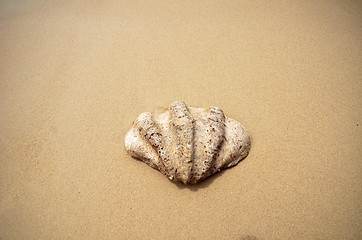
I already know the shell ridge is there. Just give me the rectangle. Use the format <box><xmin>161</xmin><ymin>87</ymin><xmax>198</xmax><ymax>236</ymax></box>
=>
<box><xmin>135</xmin><ymin>112</ymin><xmax>174</xmax><ymax>180</ymax></box>
<box><xmin>125</xmin><ymin>128</ymin><xmax>160</xmax><ymax>169</ymax></box>
<box><xmin>214</xmin><ymin>117</ymin><xmax>250</xmax><ymax>170</ymax></box>
<box><xmin>189</xmin><ymin>118</ymin><xmax>196</xmax><ymax>183</ymax></box>
<box><xmin>226</xmin><ymin>127</ymin><xmax>250</xmax><ymax>168</ymax></box>
<box><xmin>200</xmin><ymin>107</ymin><xmax>226</xmax><ymax>180</ymax></box>
<box><xmin>169</xmin><ymin>102</ymin><xmax>194</xmax><ymax>184</ymax></box>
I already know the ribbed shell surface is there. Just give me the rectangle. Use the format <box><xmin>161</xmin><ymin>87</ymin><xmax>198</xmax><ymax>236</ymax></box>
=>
<box><xmin>125</xmin><ymin>101</ymin><xmax>251</xmax><ymax>184</ymax></box>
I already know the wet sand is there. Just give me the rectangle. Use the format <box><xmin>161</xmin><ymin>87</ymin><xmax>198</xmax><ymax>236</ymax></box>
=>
<box><xmin>0</xmin><ymin>1</ymin><xmax>361</xmax><ymax>239</ymax></box>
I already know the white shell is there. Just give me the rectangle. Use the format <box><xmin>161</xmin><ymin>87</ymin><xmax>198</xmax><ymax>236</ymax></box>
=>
<box><xmin>125</xmin><ymin>101</ymin><xmax>251</xmax><ymax>184</ymax></box>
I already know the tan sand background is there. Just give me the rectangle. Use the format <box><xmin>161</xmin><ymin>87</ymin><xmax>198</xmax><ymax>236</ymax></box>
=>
<box><xmin>0</xmin><ymin>0</ymin><xmax>361</xmax><ymax>239</ymax></box>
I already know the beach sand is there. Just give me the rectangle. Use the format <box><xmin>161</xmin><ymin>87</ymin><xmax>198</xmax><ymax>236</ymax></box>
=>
<box><xmin>0</xmin><ymin>0</ymin><xmax>361</xmax><ymax>239</ymax></box>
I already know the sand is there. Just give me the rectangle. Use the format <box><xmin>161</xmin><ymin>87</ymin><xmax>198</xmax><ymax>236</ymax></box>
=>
<box><xmin>0</xmin><ymin>0</ymin><xmax>361</xmax><ymax>239</ymax></box>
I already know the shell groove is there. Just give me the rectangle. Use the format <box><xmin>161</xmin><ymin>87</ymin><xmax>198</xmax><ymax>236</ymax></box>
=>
<box><xmin>125</xmin><ymin>101</ymin><xmax>251</xmax><ymax>184</ymax></box>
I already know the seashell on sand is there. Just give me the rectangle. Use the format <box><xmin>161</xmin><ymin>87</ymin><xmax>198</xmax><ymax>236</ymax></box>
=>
<box><xmin>125</xmin><ymin>101</ymin><xmax>251</xmax><ymax>184</ymax></box>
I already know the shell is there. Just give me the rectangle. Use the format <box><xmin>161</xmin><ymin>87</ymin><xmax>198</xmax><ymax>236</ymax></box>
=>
<box><xmin>125</xmin><ymin>101</ymin><xmax>251</xmax><ymax>184</ymax></box>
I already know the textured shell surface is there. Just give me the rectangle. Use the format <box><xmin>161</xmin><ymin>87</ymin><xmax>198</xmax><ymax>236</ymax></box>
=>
<box><xmin>125</xmin><ymin>101</ymin><xmax>251</xmax><ymax>184</ymax></box>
